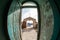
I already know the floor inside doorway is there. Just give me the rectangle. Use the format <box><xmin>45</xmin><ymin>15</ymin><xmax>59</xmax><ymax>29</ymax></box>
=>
<box><xmin>21</xmin><ymin>28</ymin><xmax>37</xmax><ymax>40</ymax></box>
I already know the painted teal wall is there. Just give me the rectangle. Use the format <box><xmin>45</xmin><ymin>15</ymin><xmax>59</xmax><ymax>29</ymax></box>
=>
<box><xmin>49</xmin><ymin>0</ymin><xmax>60</xmax><ymax>40</ymax></box>
<box><xmin>0</xmin><ymin>0</ymin><xmax>60</xmax><ymax>40</ymax></box>
<box><xmin>8</xmin><ymin>0</ymin><xmax>54</xmax><ymax>40</ymax></box>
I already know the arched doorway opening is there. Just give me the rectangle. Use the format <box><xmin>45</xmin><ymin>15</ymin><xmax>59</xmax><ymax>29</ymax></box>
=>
<box><xmin>21</xmin><ymin>17</ymin><xmax>38</xmax><ymax>30</ymax></box>
<box><xmin>20</xmin><ymin>1</ymin><xmax>39</xmax><ymax>40</ymax></box>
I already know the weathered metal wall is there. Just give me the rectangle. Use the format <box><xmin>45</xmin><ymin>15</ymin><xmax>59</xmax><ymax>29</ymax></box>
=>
<box><xmin>40</xmin><ymin>1</ymin><xmax>54</xmax><ymax>40</ymax></box>
<box><xmin>8</xmin><ymin>0</ymin><xmax>21</xmax><ymax>40</ymax></box>
<box><xmin>7</xmin><ymin>0</ymin><xmax>54</xmax><ymax>40</ymax></box>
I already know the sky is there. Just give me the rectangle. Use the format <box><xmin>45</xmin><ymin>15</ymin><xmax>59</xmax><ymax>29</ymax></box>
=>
<box><xmin>21</xmin><ymin>8</ymin><xmax>38</xmax><ymax>22</ymax></box>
